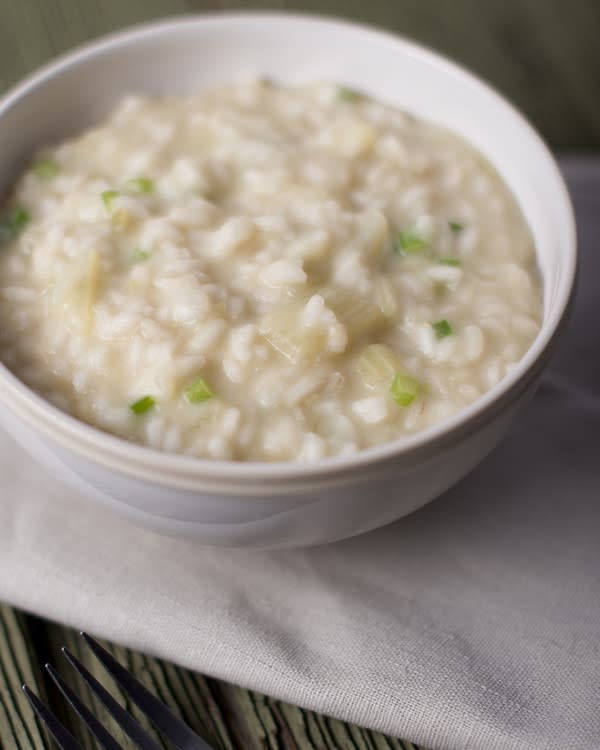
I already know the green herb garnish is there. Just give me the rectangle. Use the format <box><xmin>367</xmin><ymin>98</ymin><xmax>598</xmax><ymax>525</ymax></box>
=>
<box><xmin>126</xmin><ymin>177</ymin><xmax>154</xmax><ymax>194</ymax></box>
<box><xmin>9</xmin><ymin>207</ymin><xmax>30</xmax><ymax>231</ymax></box>
<box><xmin>0</xmin><ymin>207</ymin><xmax>30</xmax><ymax>243</ymax></box>
<box><xmin>338</xmin><ymin>86</ymin><xmax>363</xmax><ymax>103</ymax></box>
<box><xmin>432</xmin><ymin>319</ymin><xmax>453</xmax><ymax>338</ymax></box>
<box><xmin>32</xmin><ymin>159</ymin><xmax>59</xmax><ymax>179</ymax></box>
<box><xmin>132</xmin><ymin>248</ymin><xmax>151</xmax><ymax>263</ymax></box>
<box><xmin>184</xmin><ymin>377</ymin><xmax>213</xmax><ymax>404</ymax></box>
<box><xmin>438</xmin><ymin>258</ymin><xmax>462</xmax><ymax>267</ymax></box>
<box><xmin>449</xmin><ymin>221</ymin><xmax>464</xmax><ymax>232</ymax></box>
<box><xmin>129</xmin><ymin>395</ymin><xmax>156</xmax><ymax>415</ymax></box>
<box><xmin>101</xmin><ymin>190</ymin><xmax>119</xmax><ymax>212</ymax></box>
<box><xmin>390</xmin><ymin>372</ymin><xmax>422</xmax><ymax>407</ymax></box>
<box><xmin>394</xmin><ymin>230</ymin><xmax>427</xmax><ymax>255</ymax></box>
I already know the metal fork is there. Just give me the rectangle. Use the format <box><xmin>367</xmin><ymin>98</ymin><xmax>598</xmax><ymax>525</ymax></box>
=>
<box><xmin>22</xmin><ymin>632</ymin><xmax>215</xmax><ymax>750</ymax></box>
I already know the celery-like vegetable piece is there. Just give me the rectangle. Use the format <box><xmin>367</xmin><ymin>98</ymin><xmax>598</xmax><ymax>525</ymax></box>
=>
<box><xmin>390</xmin><ymin>373</ymin><xmax>421</xmax><ymax>407</ymax></box>
<box><xmin>184</xmin><ymin>377</ymin><xmax>213</xmax><ymax>404</ymax></box>
<box><xmin>102</xmin><ymin>191</ymin><xmax>135</xmax><ymax>229</ymax></box>
<box><xmin>261</xmin><ymin>285</ymin><xmax>386</xmax><ymax>365</ymax></box>
<box><xmin>374</xmin><ymin>277</ymin><xmax>398</xmax><ymax>317</ymax></box>
<box><xmin>448</xmin><ymin>221</ymin><xmax>464</xmax><ymax>232</ymax></box>
<box><xmin>260</xmin><ymin>299</ymin><xmax>326</xmax><ymax>365</ymax></box>
<box><xmin>49</xmin><ymin>248</ymin><xmax>100</xmax><ymax>333</ymax></box>
<box><xmin>358</xmin><ymin>344</ymin><xmax>423</xmax><ymax>407</ymax></box>
<box><xmin>358</xmin><ymin>209</ymin><xmax>389</xmax><ymax>258</ymax></box>
<box><xmin>356</xmin><ymin>344</ymin><xmax>402</xmax><ymax>389</ymax></box>
<box><xmin>319</xmin><ymin>285</ymin><xmax>386</xmax><ymax>340</ymax></box>
<box><xmin>129</xmin><ymin>395</ymin><xmax>155</xmax><ymax>415</ymax></box>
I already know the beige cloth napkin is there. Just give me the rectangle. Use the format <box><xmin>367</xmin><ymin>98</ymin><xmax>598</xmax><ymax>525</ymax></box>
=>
<box><xmin>1</xmin><ymin>158</ymin><xmax>599</xmax><ymax>750</ymax></box>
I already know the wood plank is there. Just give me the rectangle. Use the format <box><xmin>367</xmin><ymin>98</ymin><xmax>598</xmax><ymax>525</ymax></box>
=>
<box><xmin>0</xmin><ymin>606</ymin><xmax>48</xmax><ymax>748</ymax></box>
<box><xmin>0</xmin><ymin>605</ymin><xmax>430</xmax><ymax>749</ymax></box>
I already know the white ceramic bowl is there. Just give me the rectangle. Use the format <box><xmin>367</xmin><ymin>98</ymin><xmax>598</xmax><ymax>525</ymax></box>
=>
<box><xmin>0</xmin><ymin>14</ymin><xmax>576</xmax><ymax>548</ymax></box>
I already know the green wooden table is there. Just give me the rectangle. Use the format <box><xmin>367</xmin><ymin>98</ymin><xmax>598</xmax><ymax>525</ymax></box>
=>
<box><xmin>1</xmin><ymin>604</ymin><xmax>427</xmax><ymax>749</ymax></box>
<box><xmin>1</xmin><ymin>2</ymin><xmax>599</xmax><ymax>748</ymax></box>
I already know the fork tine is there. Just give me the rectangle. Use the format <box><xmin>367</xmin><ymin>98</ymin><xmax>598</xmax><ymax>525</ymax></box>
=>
<box><xmin>62</xmin><ymin>647</ymin><xmax>164</xmax><ymax>750</ymax></box>
<box><xmin>81</xmin><ymin>632</ymin><xmax>214</xmax><ymax>750</ymax></box>
<box><xmin>45</xmin><ymin>663</ymin><xmax>124</xmax><ymax>750</ymax></box>
<box><xmin>22</xmin><ymin>684</ymin><xmax>85</xmax><ymax>750</ymax></box>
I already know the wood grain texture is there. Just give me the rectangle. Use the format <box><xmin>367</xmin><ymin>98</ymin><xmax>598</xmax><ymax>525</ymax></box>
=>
<box><xmin>0</xmin><ymin>605</ymin><xmax>427</xmax><ymax>749</ymax></box>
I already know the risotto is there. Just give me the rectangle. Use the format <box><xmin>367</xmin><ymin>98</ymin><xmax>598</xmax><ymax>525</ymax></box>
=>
<box><xmin>0</xmin><ymin>81</ymin><xmax>542</xmax><ymax>461</ymax></box>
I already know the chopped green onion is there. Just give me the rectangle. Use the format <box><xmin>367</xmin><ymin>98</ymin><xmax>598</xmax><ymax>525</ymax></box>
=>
<box><xmin>432</xmin><ymin>319</ymin><xmax>453</xmax><ymax>338</ymax></box>
<box><xmin>184</xmin><ymin>377</ymin><xmax>213</xmax><ymax>404</ymax></box>
<box><xmin>126</xmin><ymin>177</ymin><xmax>154</xmax><ymax>194</ymax></box>
<box><xmin>390</xmin><ymin>372</ymin><xmax>422</xmax><ymax>407</ymax></box>
<box><xmin>9</xmin><ymin>207</ymin><xmax>30</xmax><ymax>231</ymax></box>
<box><xmin>129</xmin><ymin>395</ymin><xmax>156</xmax><ymax>415</ymax></box>
<box><xmin>0</xmin><ymin>207</ymin><xmax>30</xmax><ymax>243</ymax></box>
<box><xmin>32</xmin><ymin>159</ymin><xmax>59</xmax><ymax>179</ymax></box>
<box><xmin>132</xmin><ymin>248</ymin><xmax>150</xmax><ymax>263</ymax></box>
<box><xmin>394</xmin><ymin>230</ymin><xmax>427</xmax><ymax>255</ymax></box>
<box><xmin>438</xmin><ymin>258</ymin><xmax>461</xmax><ymax>267</ymax></box>
<box><xmin>449</xmin><ymin>221</ymin><xmax>464</xmax><ymax>232</ymax></box>
<box><xmin>101</xmin><ymin>190</ymin><xmax>119</xmax><ymax>212</ymax></box>
<box><xmin>338</xmin><ymin>86</ymin><xmax>363</xmax><ymax>103</ymax></box>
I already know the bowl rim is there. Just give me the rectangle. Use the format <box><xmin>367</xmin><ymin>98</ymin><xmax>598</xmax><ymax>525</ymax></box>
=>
<box><xmin>0</xmin><ymin>11</ymin><xmax>577</xmax><ymax>489</ymax></box>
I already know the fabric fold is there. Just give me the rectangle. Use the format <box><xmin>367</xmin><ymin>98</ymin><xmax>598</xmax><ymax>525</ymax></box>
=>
<box><xmin>1</xmin><ymin>158</ymin><xmax>599</xmax><ymax>750</ymax></box>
